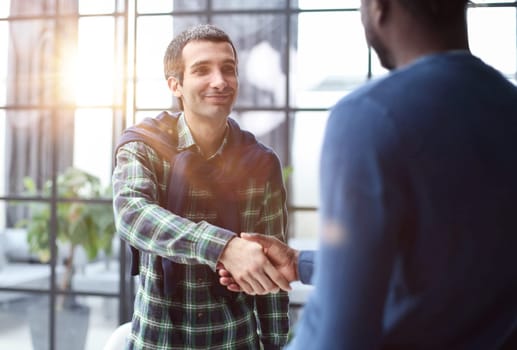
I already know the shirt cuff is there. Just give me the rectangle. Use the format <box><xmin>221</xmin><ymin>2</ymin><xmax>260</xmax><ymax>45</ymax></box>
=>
<box><xmin>199</xmin><ymin>224</ymin><xmax>236</xmax><ymax>270</ymax></box>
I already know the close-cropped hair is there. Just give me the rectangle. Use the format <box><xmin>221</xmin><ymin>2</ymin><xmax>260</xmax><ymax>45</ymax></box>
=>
<box><xmin>397</xmin><ymin>0</ymin><xmax>469</xmax><ymax>23</ymax></box>
<box><xmin>163</xmin><ymin>24</ymin><xmax>238</xmax><ymax>82</ymax></box>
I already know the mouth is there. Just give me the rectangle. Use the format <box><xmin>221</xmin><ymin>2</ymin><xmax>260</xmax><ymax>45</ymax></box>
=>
<box><xmin>204</xmin><ymin>93</ymin><xmax>233</xmax><ymax>103</ymax></box>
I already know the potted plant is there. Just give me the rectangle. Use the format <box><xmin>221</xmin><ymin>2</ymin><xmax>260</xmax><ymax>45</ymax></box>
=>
<box><xmin>15</xmin><ymin>167</ymin><xmax>116</xmax><ymax>350</ymax></box>
<box><xmin>16</xmin><ymin>167</ymin><xmax>116</xmax><ymax>299</ymax></box>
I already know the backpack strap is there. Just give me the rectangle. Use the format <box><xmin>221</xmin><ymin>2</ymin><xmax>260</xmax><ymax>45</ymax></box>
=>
<box><xmin>114</xmin><ymin>111</ymin><xmax>181</xmax><ymax>277</ymax></box>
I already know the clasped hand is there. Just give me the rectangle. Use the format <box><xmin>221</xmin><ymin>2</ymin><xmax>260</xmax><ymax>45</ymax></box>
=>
<box><xmin>218</xmin><ymin>233</ymin><xmax>299</xmax><ymax>295</ymax></box>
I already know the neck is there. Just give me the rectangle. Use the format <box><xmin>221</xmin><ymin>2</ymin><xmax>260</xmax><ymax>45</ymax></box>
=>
<box><xmin>391</xmin><ymin>16</ymin><xmax>470</xmax><ymax>69</ymax></box>
<box><xmin>184</xmin><ymin>114</ymin><xmax>228</xmax><ymax>157</ymax></box>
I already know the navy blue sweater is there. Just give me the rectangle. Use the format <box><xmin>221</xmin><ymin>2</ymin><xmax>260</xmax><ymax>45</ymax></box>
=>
<box><xmin>288</xmin><ymin>52</ymin><xmax>517</xmax><ymax>350</ymax></box>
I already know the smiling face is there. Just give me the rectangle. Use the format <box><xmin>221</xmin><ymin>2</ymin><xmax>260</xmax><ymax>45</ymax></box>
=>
<box><xmin>168</xmin><ymin>40</ymin><xmax>238</xmax><ymax>124</ymax></box>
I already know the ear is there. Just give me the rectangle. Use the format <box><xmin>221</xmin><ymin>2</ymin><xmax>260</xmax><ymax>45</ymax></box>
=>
<box><xmin>372</xmin><ymin>0</ymin><xmax>390</xmax><ymax>25</ymax></box>
<box><xmin>167</xmin><ymin>76</ymin><xmax>182</xmax><ymax>98</ymax></box>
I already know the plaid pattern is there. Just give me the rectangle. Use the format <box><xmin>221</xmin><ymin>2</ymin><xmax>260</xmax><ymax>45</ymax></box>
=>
<box><xmin>113</xmin><ymin>114</ymin><xmax>289</xmax><ymax>349</ymax></box>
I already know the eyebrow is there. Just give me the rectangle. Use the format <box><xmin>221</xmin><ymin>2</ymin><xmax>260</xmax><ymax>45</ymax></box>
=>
<box><xmin>189</xmin><ymin>59</ymin><xmax>236</xmax><ymax>70</ymax></box>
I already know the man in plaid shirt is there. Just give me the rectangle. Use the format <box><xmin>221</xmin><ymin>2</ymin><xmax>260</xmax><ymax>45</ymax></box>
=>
<box><xmin>112</xmin><ymin>24</ymin><xmax>290</xmax><ymax>349</ymax></box>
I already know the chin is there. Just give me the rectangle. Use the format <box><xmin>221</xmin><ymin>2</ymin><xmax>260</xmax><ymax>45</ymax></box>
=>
<box><xmin>374</xmin><ymin>48</ymin><xmax>395</xmax><ymax>71</ymax></box>
<box><xmin>380</xmin><ymin>59</ymin><xmax>395</xmax><ymax>71</ymax></box>
<box><xmin>206</xmin><ymin>106</ymin><xmax>233</xmax><ymax>120</ymax></box>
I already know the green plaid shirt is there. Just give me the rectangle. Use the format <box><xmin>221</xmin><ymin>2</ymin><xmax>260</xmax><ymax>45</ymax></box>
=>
<box><xmin>113</xmin><ymin>114</ymin><xmax>290</xmax><ymax>350</ymax></box>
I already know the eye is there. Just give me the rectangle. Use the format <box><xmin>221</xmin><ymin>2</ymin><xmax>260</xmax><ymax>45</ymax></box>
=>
<box><xmin>192</xmin><ymin>66</ymin><xmax>209</xmax><ymax>75</ymax></box>
<box><xmin>222</xmin><ymin>65</ymin><xmax>236</xmax><ymax>75</ymax></box>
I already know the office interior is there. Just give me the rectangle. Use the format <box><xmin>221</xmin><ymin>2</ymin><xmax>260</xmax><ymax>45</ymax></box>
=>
<box><xmin>0</xmin><ymin>0</ymin><xmax>516</xmax><ymax>349</ymax></box>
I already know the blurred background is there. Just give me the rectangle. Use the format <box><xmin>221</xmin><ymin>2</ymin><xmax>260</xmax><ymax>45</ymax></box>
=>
<box><xmin>0</xmin><ymin>0</ymin><xmax>516</xmax><ymax>349</ymax></box>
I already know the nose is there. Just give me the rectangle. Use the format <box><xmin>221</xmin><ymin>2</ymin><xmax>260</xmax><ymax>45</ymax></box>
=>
<box><xmin>209</xmin><ymin>70</ymin><xmax>228</xmax><ymax>90</ymax></box>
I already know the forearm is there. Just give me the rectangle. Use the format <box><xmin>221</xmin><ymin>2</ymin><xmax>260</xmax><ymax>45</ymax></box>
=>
<box><xmin>113</xmin><ymin>144</ymin><xmax>236</xmax><ymax>268</ymax></box>
<box><xmin>115</xmin><ymin>195</ymin><xmax>234</xmax><ymax>267</ymax></box>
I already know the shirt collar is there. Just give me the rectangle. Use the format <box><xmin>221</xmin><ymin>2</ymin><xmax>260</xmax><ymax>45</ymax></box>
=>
<box><xmin>176</xmin><ymin>112</ymin><xmax>229</xmax><ymax>160</ymax></box>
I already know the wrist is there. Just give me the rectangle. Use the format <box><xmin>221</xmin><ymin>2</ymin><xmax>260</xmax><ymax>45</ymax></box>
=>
<box><xmin>292</xmin><ymin>249</ymin><xmax>300</xmax><ymax>282</ymax></box>
<box><xmin>218</xmin><ymin>235</ymin><xmax>238</xmax><ymax>266</ymax></box>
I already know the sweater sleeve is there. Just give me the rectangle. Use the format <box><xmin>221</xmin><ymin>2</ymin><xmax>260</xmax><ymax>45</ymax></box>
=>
<box><xmin>298</xmin><ymin>250</ymin><xmax>315</xmax><ymax>285</ymax></box>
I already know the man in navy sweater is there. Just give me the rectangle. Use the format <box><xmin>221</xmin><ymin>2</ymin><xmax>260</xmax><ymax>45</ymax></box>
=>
<box><xmin>220</xmin><ymin>0</ymin><xmax>517</xmax><ymax>348</ymax></box>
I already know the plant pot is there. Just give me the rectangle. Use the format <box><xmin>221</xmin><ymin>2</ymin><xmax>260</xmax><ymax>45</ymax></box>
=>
<box><xmin>29</xmin><ymin>297</ymin><xmax>90</xmax><ymax>350</ymax></box>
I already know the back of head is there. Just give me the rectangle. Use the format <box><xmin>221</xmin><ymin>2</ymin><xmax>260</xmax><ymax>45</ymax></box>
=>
<box><xmin>396</xmin><ymin>0</ymin><xmax>469</xmax><ymax>25</ymax></box>
<box><xmin>163</xmin><ymin>24</ymin><xmax>238</xmax><ymax>82</ymax></box>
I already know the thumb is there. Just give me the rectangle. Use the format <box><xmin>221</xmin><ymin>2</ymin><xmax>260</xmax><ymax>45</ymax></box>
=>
<box><xmin>240</xmin><ymin>233</ymin><xmax>272</xmax><ymax>249</ymax></box>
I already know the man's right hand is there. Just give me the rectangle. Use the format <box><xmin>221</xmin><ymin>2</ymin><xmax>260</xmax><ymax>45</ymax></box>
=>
<box><xmin>218</xmin><ymin>235</ymin><xmax>292</xmax><ymax>295</ymax></box>
<box><xmin>219</xmin><ymin>233</ymin><xmax>300</xmax><ymax>294</ymax></box>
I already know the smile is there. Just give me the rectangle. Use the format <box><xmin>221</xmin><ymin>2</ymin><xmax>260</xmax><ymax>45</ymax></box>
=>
<box><xmin>204</xmin><ymin>94</ymin><xmax>233</xmax><ymax>102</ymax></box>
<box><xmin>205</xmin><ymin>93</ymin><xmax>232</xmax><ymax>98</ymax></box>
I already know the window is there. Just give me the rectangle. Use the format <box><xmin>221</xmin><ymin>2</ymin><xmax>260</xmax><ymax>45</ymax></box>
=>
<box><xmin>1</xmin><ymin>1</ymin><xmax>516</xmax><ymax>349</ymax></box>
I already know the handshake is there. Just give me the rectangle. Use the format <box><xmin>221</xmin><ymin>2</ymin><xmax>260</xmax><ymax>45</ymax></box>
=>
<box><xmin>218</xmin><ymin>233</ymin><xmax>300</xmax><ymax>295</ymax></box>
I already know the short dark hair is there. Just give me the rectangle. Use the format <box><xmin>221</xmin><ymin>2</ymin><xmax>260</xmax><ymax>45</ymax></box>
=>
<box><xmin>397</xmin><ymin>0</ymin><xmax>469</xmax><ymax>23</ymax></box>
<box><xmin>163</xmin><ymin>24</ymin><xmax>238</xmax><ymax>82</ymax></box>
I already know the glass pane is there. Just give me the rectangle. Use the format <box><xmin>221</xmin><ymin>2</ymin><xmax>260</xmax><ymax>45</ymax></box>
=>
<box><xmin>76</xmin><ymin>17</ymin><xmax>115</xmax><ymax>106</ymax></box>
<box><xmin>60</xmin><ymin>201</ymin><xmax>117</xmax><ymax>295</ymax></box>
<box><xmin>0</xmin><ymin>293</ymin><xmax>119</xmax><ymax>350</ymax></box>
<box><xmin>5</xmin><ymin>108</ymin><xmax>74</xmax><ymax>195</ymax></box>
<box><xmin>0</xmin><ymin>1</ymin><xmax>9</xmax><ymax>18</ymax></box>
<box><xmin>288</xmin><ymin>210</ymin><xmax>321</xmax><ymax>241</ymax></box>
<box><xmin>213</xmin><ymin>0</ymin><xmax>286</xmax><ymax>9</ymax></box>
<box><xmin>136</xmin><ymin>76</ymin><xmax>170</xmax><ymax>110</ymax></box>
<box><xmin>4</xmin><ymin>16</ymin><xmax>77</xmax><ymax>107</ymax></box>
<box><xmin>25</xmin><ymin>199</ymin><xmax>115</xmax><ymax>296</ymax></box>
<box><xmin>6</xmin><ymin>3</ymin><xmax>79</xmax><ymax>16</ymax></box>
<box><xmin>137</xmin><ymin>0</ymin><xmax>173</xmax><ymax>14</ymax></box>
<box><xmin>84</xmin><ymin>297</ymin><xmax>120</xmax><ymax>350</ymax></box>
<box><xmin>0</xmin><ymin>293</ymin><xmax>47</xmax><ymax>350</ymax></box>
<box><xmin>30</xmin><ymin>296</ymin><xmax>116</xmax><ymax>350</ymax></box>
<box><xmin>79</xmin><ymin>0</ymin><xmax>116</xmax><ymax>15</ymax></box>
<box><xmin>9</xmin><ymin>2</ymin><xmax>53</xmax><ymax>16</ymax></box>
<box><xmin>55</xmin><ymin>296</ymin><xmax>119</xmax><ymax>350</ymax></box>
<box><xmin>114</xmin><ymin>18</ymin><xmax>126</xmax><ymax>107</ymax></box>
<box><xmin>137</xmin><ymin>0</ymin><xmax>211</xmax><ymax>12</ymax></box>
<box><xmin>0</xmin><ymin>201</ymin><xmax>3</xmax><ymax>235</ymax></box>
<box><xmin>0</xmin><ymin>22</ymin><xmax>6</xmax><ymax>106</ymax></box>
<box><xmin>297</xmin><ymin>0</ymin><xmax>360</xmax><ymax>9</ymax></box>
<box><xmin>72</xmin><ymin>246</ymin><xmax>119</xmax><ymax>295</ymax></box>
<box><xmin>291</xmin><ymin>112</ymin><xmax>329</xmax><ymax>207</ymax></box>
<box><xmin>73</xmin><ymin>109</ymin><xmax>114</xmax><ymax>188</ymax></box>
<box><xmin>232</xmin><ymin>111</ymin><xmax>287</xmax><ymax>163</ymax></box>
<box><xmin>0</xmin><ymin>214</ymin><xmax>52</xmax><ymax>290</ymax></box>
<box><xmin>136</xmin><ymin>15</ymin><xmax>174</xmax><ymax>109</ymax></box>
<box><xmin>171</xmin><ymin>16</ymin><xmax>210</xmax><ymax>36</ymax></box>
<box><xmin>212</xmin><ymin>14</ymin><xmax>288</xmax><ymax>108</ymax></box>
<box><xmin>291</xmin><ymin>12</ymin><xmax>369</xmax><ymax>109</ymax></box>
<box><xmin>468</xmin><ymin>7</ymin><xmax>517</xmax><ymax>76</ymax></box>
<box><xmin>0</xmin><ymin>112</ymin><xmax>5</xmax><ymax>198</ymax></box>
<box><xmin>6</xmin><ymin>19</ymin><xmax>56</xmax><ymax>107</ymax></box>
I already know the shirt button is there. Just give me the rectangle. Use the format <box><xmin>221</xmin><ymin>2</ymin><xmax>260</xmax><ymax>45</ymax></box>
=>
<box><xmin>197</xmin><ymin>312</ymin><xmax>204</xmax><ymax>319</ymax></box>
<box><xmin>197</xmin><ymin>278</ymin><xmax>203</xmax><ymax>283</ymax></box>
